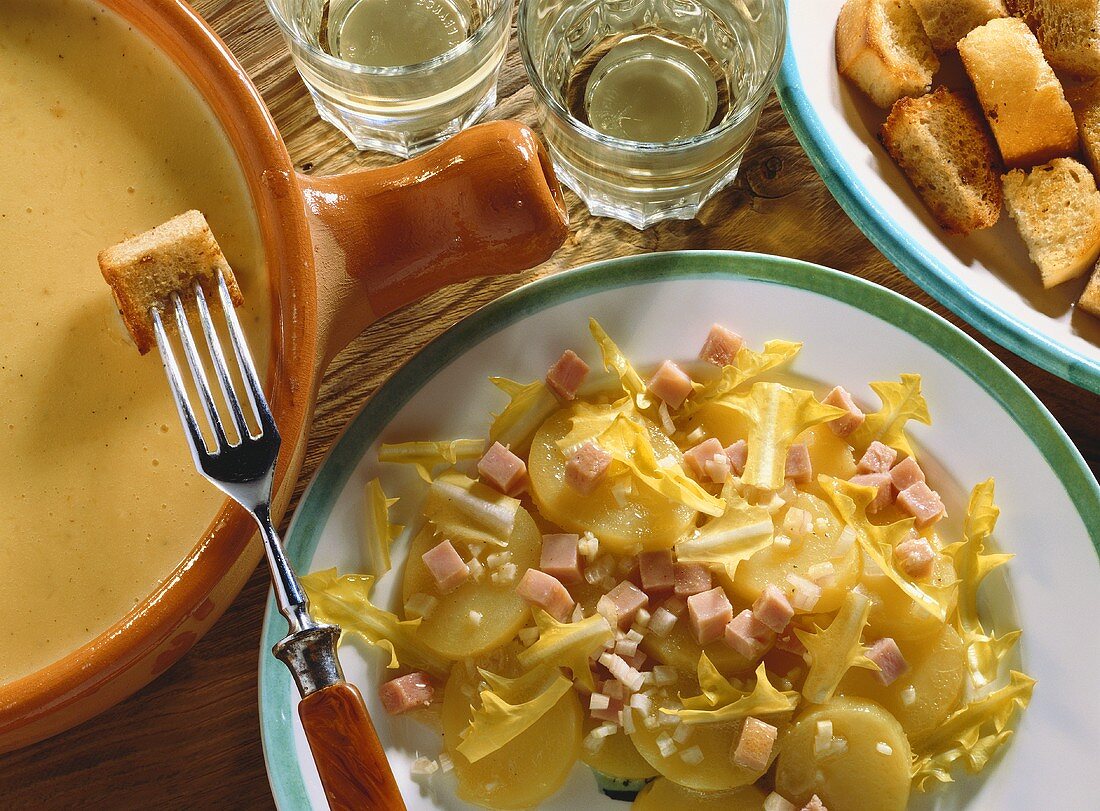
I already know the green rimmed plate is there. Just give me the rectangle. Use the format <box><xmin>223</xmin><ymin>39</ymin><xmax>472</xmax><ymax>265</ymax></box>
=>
<box><xmin>259</xmin><ymin>251</ymin><xmax>1100</xmax><ymax>809</ymax></box>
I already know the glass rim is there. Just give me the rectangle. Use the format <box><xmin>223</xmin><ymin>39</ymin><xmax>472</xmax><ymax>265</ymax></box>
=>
<box><xmin>263</xmin><ymin>0</ymin><xmax>511</xmax><ymax>77</ymax></box>
<box><xmin>517</xmin><ymin>0</ymin><xmax>788</xmax><ymax>153</ymax></box>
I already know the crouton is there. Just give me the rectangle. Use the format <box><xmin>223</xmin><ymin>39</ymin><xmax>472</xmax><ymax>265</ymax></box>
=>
<box><xmin>1068</xmin><ymin>80</ymin><xmax>1100</xmax><ymax>179</ymax></box>
<box><xmin>1079</xmin><ymin>263</ymin><xmax>1100</xmax><ymax>316</ymax></box>
<box><xmin>1008</xmin><ymin>0</ymin><xmax>1100</xmax><ymax>79</ymax></box>
<box><xmin>909</xmin><ymin>0</ymin><xmax>1007</xmax><ymax>51</ymax></box>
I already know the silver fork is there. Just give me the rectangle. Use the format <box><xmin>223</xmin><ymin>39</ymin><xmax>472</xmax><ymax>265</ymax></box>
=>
<box><xmin>152</xmin><ymin>274</ymin><xmax>405</xmax><ymax>811</ymax></box>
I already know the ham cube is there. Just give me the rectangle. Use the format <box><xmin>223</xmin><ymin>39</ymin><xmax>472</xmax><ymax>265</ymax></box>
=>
<box><xmin>725</xmin><ymin>440</ymin><xmax>747</xmax><ymax>476</ymax></box>
<box><xmin>823</xmin><ymin>386</ymin><xmax>865</xmax><ymax>437</ymax></box>
<box><xmin>517</xmin><ymin>569</ymin><xmax>575</xmax><ymax>622</ymax></box>
<box><xmin>546</xmin><ymin>349</ymin><xmax>590</xmax><ymax>401</ymax></box>
<box><xmin>684</xmin><ymin>437</ymin><xmax>725</xmax><ymax>480</ymax></box>
<box><xmin>477</xmin><ymin>441</ymin><xmax>527</xmax><ymax>495</ymax></box>
<box><xmin>639</xmin><ymin>549</ymin><xmax>676</xmax><ymax>593</ymax></box>
<box><xmin>597</xmin><ymin>580</ymin><xmax>649</xmax><ymax>629</ymax></box>
<box><xmin>674</xmin><ymin>563</ymin><xmax>712</xmax><ymax>597</ymax></box>
<box><xmin>724</xmin><ymin>609</ymin><xmax>775</xmax><ymax>659</ymax></box>
<box><xmin>752</xmin><ymin>584</ymin><xmax>794</xmax><ymax>633</ymax></box>
<box><xmin>889</xmin><ymin>457</ymin><xmax>926</xmax><ymax>491</ymax></box>
<box><xmin>646</xmin><ymin>360</ymin><xmax>694</xmax><ymax>409</ymax></box>
<box><xmin>802</xmin><ymin>796</ymin><xmax>828</xmax><ymax>811</ymax></box>
<box><xmin>699</xmin><ymin>323</ymin><xmax>743</xmax><ymax>366</ymax></box>
<box><xmin>849</xmin><ymin>472</ymin><xmax>894</xmax><ymax>513</ymax></box>
<box><xmin>422</xmin><ymin>540</ymin><xmax>470</xmax><ymax>594</ymax></box>
<box><xmin>731</xmin><ymin>716</ymin><xmax>778</xmax><ymax>772</ymax></box>
<box><xmin>379</xmin><ymin>671</ymin><xmax>434</xmax><ymax>715</ymax></box>
<box><xmin>687</xmin><ymin>587</ymin><xmax>734</xmax><ymax>644</ymax></box>
<box><xmin>896</xmin><ymin>481</ymin><xmax>946</xmax><ymax>528</ymax></box>
<box><xmin>867</xmin><ymin>637</ymin><xmax>909</xmax><ymax>686</ymax></box>
<box><xmin>541</xmin><ymin>533</ymin><xmax>582</xmax><ymax>584</ymax></box>
<box><xmin>857</xmin><ymin>441</ymin><xmax>898</xmax><ymax>474</ymax></box>
<box><xmin>785</xmin><ymin>443</ymin><xmax>813</xmax><ymax>484</ymax></box>
<box><xmin>894</xmin><ymin>534</ymin><xmax>935</xmax><ymax>579</ymax></box>
<box><xmin>565</xmin><ymin>442</ymin><xmax>612</xmax><ymax>495</ymax></box>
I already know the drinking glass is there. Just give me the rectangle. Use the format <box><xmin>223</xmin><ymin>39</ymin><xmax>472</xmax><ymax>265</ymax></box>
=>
<box><xmin>265</xmin><ymin>0</ymin><xmax>512</xmax><ymax>157</ymax></box>
<box><xmin>518</xmin><ymin>0</ymin><xmax>786</xmax><ymax>228</ymax></box>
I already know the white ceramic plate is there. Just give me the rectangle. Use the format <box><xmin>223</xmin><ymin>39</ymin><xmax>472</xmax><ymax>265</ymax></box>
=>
<box><xmin>777</xmin><ymin>0</ymin><xmax>1100</xmax><ymax>393</ymax></box>
<box><xmin>259</xmin><ymin>252</ymin><xmax>1100</xmax><ymax>809</ymax></box>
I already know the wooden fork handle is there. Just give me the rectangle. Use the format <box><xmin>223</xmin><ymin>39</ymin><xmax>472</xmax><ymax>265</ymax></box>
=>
<box><xmin>298</xmin><ymin>681</ymin><xmax>406</xmax><ymax>811</ymax></box>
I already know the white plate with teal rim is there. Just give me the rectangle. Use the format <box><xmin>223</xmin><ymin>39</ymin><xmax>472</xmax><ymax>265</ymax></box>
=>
<box><xmin>259</xmin><ymin>251</ymin><xmax>1100</xmax><ymax>809</ymax></box>
<box><xmin>777</xmin><ymin>0</ymin><xmax>1100</xmax><ymax>394</ymax></box>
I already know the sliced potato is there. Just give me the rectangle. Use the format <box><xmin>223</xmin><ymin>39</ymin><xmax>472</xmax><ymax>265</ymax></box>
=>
<box><xmin>402</xmin><ymin>508</ymin><xmax>540</xmax><ymax>660</ymax></box>
<box><xmin>838</xmin><ymin>623</ymin><xmax>967</xmax><ymax>745</ymax></box>
<box><xmin>529</xmin><ymin>409</ymin><xmax>697</xmax><ymax>553</ymax></box>
<box><xmin>640</xmin><ymin>616</ymin><xmax>755</xmax><ymax>678</ymax></box>
<box><xmin>774</xmin><ymin>697</ymin><xmax>911</xmax><ymax>811</ymax></box>
<box><xmin>442</xmin><ymin>662</ymin><xmax>582</xmax><ymax>809</ymax></box>
<box><xmin>798</xmin><ymin>423</ymin><xmax>857</xmax><ymax>484</ymax></box>
<box><xmin>863</xmin><ymin>549</ymin><xmax>958</xmax><ymax>641</ymax></box>
<box><xmin>581</xmin><ymin>716</ymin><xmax>658</xmax><ymax>780</ymax></box>
<box><xmin>633</xmin><ymin>778</ymin><xmax>767</xmax><ymax>810</ymax></box>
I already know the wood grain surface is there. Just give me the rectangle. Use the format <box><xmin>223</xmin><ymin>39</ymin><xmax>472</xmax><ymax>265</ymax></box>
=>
<box><xmin>0</xmin><ymin>1</ymin><xmax>1096</xmax><ymax>809</ymax></box>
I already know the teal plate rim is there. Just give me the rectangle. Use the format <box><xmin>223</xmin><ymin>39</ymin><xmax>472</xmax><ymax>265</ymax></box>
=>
<box><xmin>774</xmin><ymin>2</ymin><xmax>1100</xmax><ymax>395</ymax></box>
<box><xmin>259</xmin><ymin>251</ymin><xmax>1100</xmax><ymax>810</ymax></box>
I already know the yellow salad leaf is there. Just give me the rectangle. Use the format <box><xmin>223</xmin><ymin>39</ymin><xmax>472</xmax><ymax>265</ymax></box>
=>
<box><xmin>712</xmin><ymin>382</ymin><xmax>847</xmax><ymax>489</ymax></box>
<box><xmin>675</xmin><ymin>481</ymin><xmax>774</xmax><ymax>575</ymax></box>
<box><xmin>361</xmin><ymin>478</ymin><xmax>402</xmax><ymax>577</ymax></box>
<box><xmin>796</xmin><ymin>590</ymin><xmax>878</xmax><ymax>704</ymax></box>
<box><xmin>911</xmin><ymin>671</ymin><xmax>1035</xmax><ymax>790</ymax></box>
<box><xmin>683</xmin><ymin>339</ymin><xmax>803</xmax><ymax>416</ymax></box>
<box><xmin>849</xmin><ymin>374</ymin><xmax>932</xmax><ymax>459</ymax></box>
<box><xmin>378</xmin><ymin>438</ymin><xmax>485</xmax><ymax>467</ymax></box>
<box><xmin>457</xmin><ymin>668</ymin><xmax>574</xmax><ymax>762</ymax></box>
<box><xmin>423</xmin><ymin>471</ymin><xmax>520</xmax><ymax>548</ymax></box>
<box><xmin>589</xmin><ymin>318</ymin><xmax>652</xmax><ymax>410</ymax></box>
<box><xmin>667</xmin><ymin>660</ymin><xmax>799</xmax><ymax>725</ymax></box>
<box><xmin>301</xmin><ymin>568</ymin><xmax>449</xmax><ymax>674</ymax></box>
<box><xmin>516</xmin><ymin>610</ymin><xmax>614</xmax><ymax>691</ymax></box>
<box><xmin>943</xmin><ymin>480</ymin><xmax>1017</xmax><ymax>688</ymax></box>
<box><xmin>489</xmin><ymin>377</ymin><xmax>559</xmax><ymax>455</ymax></box>
<box><xmin>819</xmin><ymin>476</ymin><xmax>954</xmax><ymax>621</ymax></box>
<box><xmin>555</xmin><ymin>399</ymin><xmax>635</xmax><ymax>456</ymax></box>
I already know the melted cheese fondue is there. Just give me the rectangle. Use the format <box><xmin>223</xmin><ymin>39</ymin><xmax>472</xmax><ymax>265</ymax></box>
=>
<box><xmin>0</xmin><ymin>0</ymin><xmax>272</xmax><ymax>684</ymax></box>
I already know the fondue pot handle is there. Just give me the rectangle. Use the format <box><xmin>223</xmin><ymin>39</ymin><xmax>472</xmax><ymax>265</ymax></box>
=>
<box><xmin>300</xmin><ymin>120</ymin><xmax>569</xmax><ymax>368</ymax></box>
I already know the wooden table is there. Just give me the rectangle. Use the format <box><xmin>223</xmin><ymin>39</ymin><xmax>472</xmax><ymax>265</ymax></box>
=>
<box><xmin>1</xmin><ymin>2</ymin><xmax>1096</xmax><ymax>808</ymax></box>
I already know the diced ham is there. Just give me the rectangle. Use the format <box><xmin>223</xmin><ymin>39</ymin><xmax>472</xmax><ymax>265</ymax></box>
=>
<box><xmin>705</xmin><ymin>455</ymin><xmax>731</xmax><ymax>483</ymax></box>
<box><xmin>889</xmin><ymin>456</ymin><xmax>926</xmax><ymax>491</ymax></box>
<box><xmin>699</xmin><ymin>323</ymin><xmax>744</xmax><ymax>366</ymax></box>
<box><xmin>674</xmin><ymin>563</ymin><xmax>713</xmax><ymax>597</ymax></box>
<box><xmin>849</xmin><ymin>472</ymin><xmax>894</xmax><ymax>513</ymax></box>
<box><xmin>687</xmin><ymin>587</ymin><xmax>734</xmax><ymax>644</ymax></box>
<box><xmin>785</xmin><ymin>443</ymin><xmax>813</xmax><ymax>484</ymax></box>
<box><xmin>422</xmin><ymin>540</ymin><xmax>470</xmax><ymax>594</ymax></box>
<box><xmin>623</xmin><ymin>648</ymin><xmax>648</xmax><ymax>670</ymax></box>
<box><xmin>724</xmin><ymin>609</ymin><xmax>775</xmax><ymax>659</ymax></box>
<box><xmin>894</xmin><ymin>534</ymin><xmax>935</xmax><ymax>579</ymax></box>
<box><xmin>731</xmin><ymin>716</ymin><xmax>778</xmax><ymax>772</ymax></box>
<box><xmin>684</xmin><ymin>437</ymin><xmax>726</xmax><ymax>479</ymax></box>
<box><xmin>565</xmin><ymin>442</ymin><xmax>612</xmax><ymax>495</ymax></box>
<box><xmin>516</xmin><ymin>569</ymin><xmax>575</xmax><ymax>622</ymax></box>
<box><xmin>867</xmin><ymin>637</ymin><xmax>909</xmax><ymax>686</ymax></box>
<box><xmin>646</xmin><ymin>360</ymin><xmax>694</xmax><ymax>409</ymax></box>
<box><xmin>597</xmin><ymin>580</ymin><xmax>649</xmax><ymax>629</ymax></box>
<box><xmin>857</xmin><ymin>441</ymin><xmax>898</xmax><ymax>474</ymax></box>
<box><xmin>724</xmin><ymin>440</ymin><xmax>747</xmax><ymax>476</ymax></box>
<box><xmin>896</xmin><ymin>481</ymin><xmax>946</xmax><ymax>528</ymax></box>
<box><xmin>802</xmin><ymin>796</ymin><xmax>828</xmax><ymax>811</ymax></box>
<box><xmin>378</xmin><ymin>671</ymin><xmax>434</xmax><ymax>715</ymax></box>
<box><xmin>546</xmin><ymin>349</ymin><xmax>590</xmax><ymax>401</ymax></box>
<box><xmin>823</xmin><ymin>386</ymin><xmax>865</xmax><ymax>437</ymax></box>
<box><xmin>477</xmin><ymin>441</ymin><xmax>527</xmax><ymax>495</ymax></box>
<box><xmin>639</xmin><ymin>549</ymin><xmax>676</xmax><ymax>594</ymax></box>
<box><xmin>541</xmin><ymin>533</ymin><xmax>582</xmax><ymax>584</ymax></box>
<box><xmin>752</xmin><ymin>584</ymin><xmax>794</xmax><ymax>633</ymax></box>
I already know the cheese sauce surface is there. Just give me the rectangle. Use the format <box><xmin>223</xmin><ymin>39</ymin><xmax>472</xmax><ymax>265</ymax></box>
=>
<box><xmin>0</xmin><ymin>0</ymin><xmax>271</xmax><ymax>684</ymax></box>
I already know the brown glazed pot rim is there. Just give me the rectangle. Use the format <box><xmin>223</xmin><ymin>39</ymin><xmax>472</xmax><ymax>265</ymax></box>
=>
<box><xmin>0</xmin><ymin>0</ymin><xmax>316</xmax><ymax>740</ymax></box>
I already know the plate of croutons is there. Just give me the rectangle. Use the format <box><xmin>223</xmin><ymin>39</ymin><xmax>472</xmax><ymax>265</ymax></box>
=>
<box><xmin>777</xmin><ymin>0</ymin><xmax>1100</xmax><ymax>393</ymax></box>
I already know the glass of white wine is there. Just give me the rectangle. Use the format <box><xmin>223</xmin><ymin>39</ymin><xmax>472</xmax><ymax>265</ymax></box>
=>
<box><xmin>518</xmin><ymin>0</ymin><xmax>786</xmax><ymax>228</ymax></box>
<box><xmin>266</xmin><ymin>0</ymin><xmax>512</xmax><ymax>156</ymax></box>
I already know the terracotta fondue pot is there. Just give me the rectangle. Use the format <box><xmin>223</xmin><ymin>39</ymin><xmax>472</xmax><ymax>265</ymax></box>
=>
<box><xmin>0</xmin><ymin>0</ymin><xmax>567</xmax><ymax>752</ymax></box>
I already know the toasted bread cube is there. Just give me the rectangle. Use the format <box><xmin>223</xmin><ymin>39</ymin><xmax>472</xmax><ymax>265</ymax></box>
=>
<box><xmin>958</xmin><ymin>17</ymin><xmax>1078</xmax><ymax>168</ymax></box>
<box><xmin>879</xmin><ymin>88</ymin><xmax>1002</xmax><ymax>235</ymax></box>
<box><xmin>1003</xmin><ymin>158</ymin><xmax>1100</xmax><ymax>287</ymax></box>
<box><xmin>1080</xmin><ymin>263</ymin><xmax>1100</xmax><ymax>317</ymax></box>
<box><xmin>1011</xmin><ymin>0</ymin><xmax>1100</xmax><ymax>79</ymax></box>
<box><xmin>1068</xmin><ymin>80</ymin><xmax>1100</xmax><ymax>180</ymax></box>
<box><xmin>909</xmin><ymin>0</ymin><xmax>1006</xmax><ymax>51</ymax></box>
<box><xmin>98</xmin><ymin>210</ymin><xmax>243</xmax><ymax>354</ymax></box>
<box><xmin>836</xmin><ymin>0</ymin><xmax>939</xmax><ymax>109</ymax></box>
